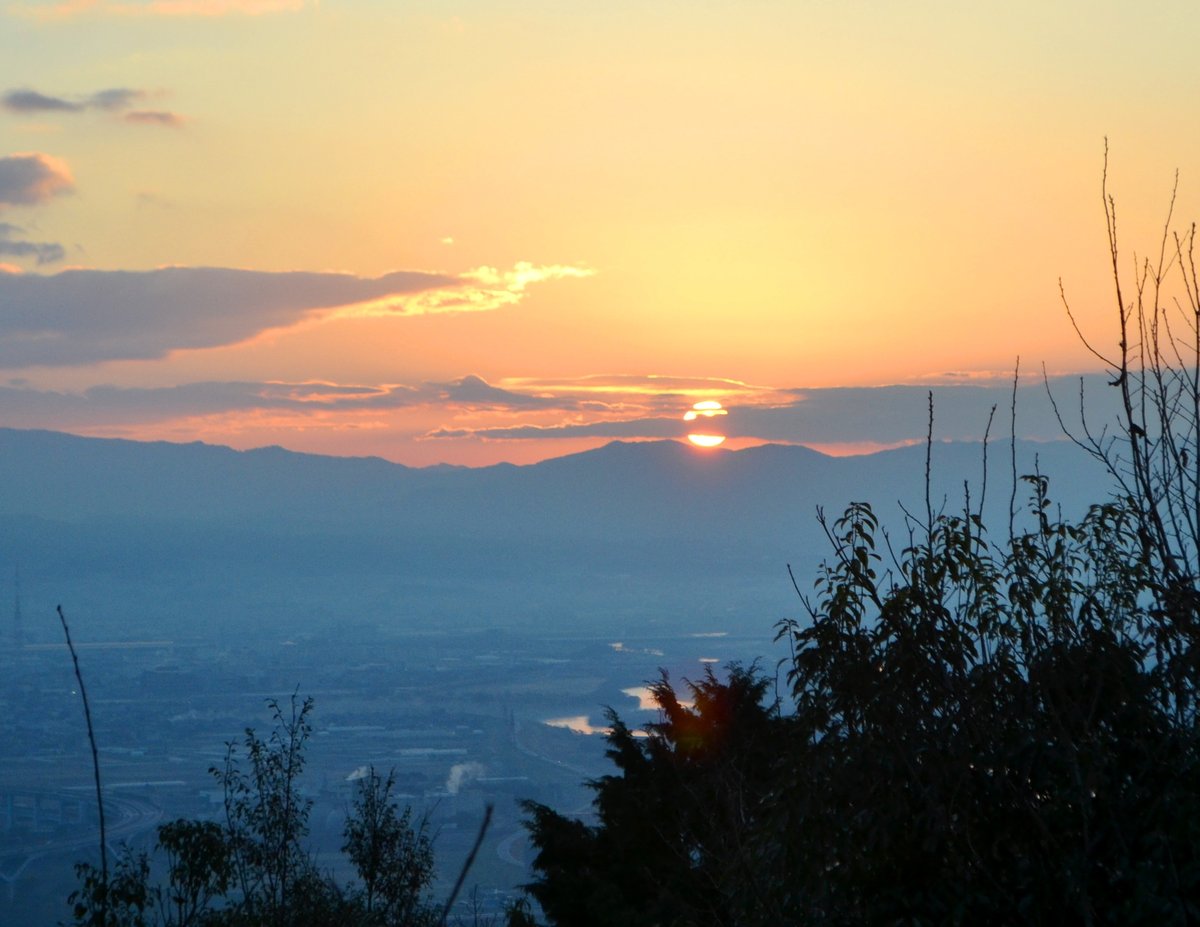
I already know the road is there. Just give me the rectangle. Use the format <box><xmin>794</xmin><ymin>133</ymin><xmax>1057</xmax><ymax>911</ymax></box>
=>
<box><xmin>0</xmin><ymin>790</ymin><xmax>163</xmax><ymax>885</ymax></box>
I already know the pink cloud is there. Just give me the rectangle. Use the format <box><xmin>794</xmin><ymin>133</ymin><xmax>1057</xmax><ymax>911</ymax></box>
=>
<box><xmin>0</xmin><ymin>153</ymin><xmax>74</xmax><ymax>209</ymax></box>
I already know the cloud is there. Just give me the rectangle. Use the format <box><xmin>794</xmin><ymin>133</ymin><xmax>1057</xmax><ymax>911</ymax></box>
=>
<box><xmin>87</xmin><ymin>88</ymin><xmax>144</xmax><ymax>110</ymax></box>
<box><xmin>0</xmin><ymin>374</ymin><xmax>566</xmax><ymax>430</ymax></box>
<box><xmin>0</xmin><ymin>153</ymin><xmax>74</xmax><ymax>209</ymax></box>
<box><xmin>423</xmin><ymin>377</ymin><xmax>1123</xmax><ymax>447</ymax></box>
<box><xmin>0</xmin><ymin>381</ymin><xmax>404</xmax><ymax>430</ymax></box>
<box><xmin>0</xmin><ymin>259</ymin><xmax>591</xmax><ymax>368</ymax></box>
<box><xmin>0</xmin><ymin>266</ymin><xmax>456</xmax><ymax>367</ymax></box>
<box><xmin>1</xmin><ymin>89</ymin><xmax>81</xmax><ymax>113</ymax></box>
<box><xmin>0</xmin><ymin>372</ymin><xmax>1126</xmax><ymax>462</ymax></box>
<box><xmin>124</xmin><ymin>110</ymin><xmax>184</xmax><ymax>127</ymax></box>
<box><xmin>427</xmin><ymin>417</ymin><xmax>682</xmax><ymax>442</ymax></box>
<box><xmin>503</xmin><ymin>374</ymin><xmax>778</xmax><ymax>407</ymax></box>
<box><xmin>463</xmin><ymin>262</ymin><xmax>593</xmax><ymax>292</ymax></box>
<box><xmin>360</xmin><ymin>262</ymin><xmax>595</xmax><ymax>319</ymax></box>
<box><xmin>438</xmin><ymin>374</ymin><xmax>564</xmax><ymax>409</ymax></box>
<box><xmin>13</xmin><ymin>0</ymin><xmax>306</xmax><ymax>18</ymax></box>
<box><xmin>0</xmin><ymin>222</ymin><xmax>65</xmax><ymax>265</ymax></box>
<box><xmin>3</xmin><ymin>87</ymin><xmax>183</xmax><ymax>126</ymax></box>
<box><xmin>419</xmin><ymin>374</ymin><xmax>787</xmax><ymax>442</ymax></box>
<box><xmin>3</xmin><ymin>86</ymin><xmax>145</xmax><ymax>114</ymax></box>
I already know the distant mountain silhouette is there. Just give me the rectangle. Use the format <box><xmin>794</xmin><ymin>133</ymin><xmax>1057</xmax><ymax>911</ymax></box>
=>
<box><xmin>0</xmin><ymin>429</ymin><xmax>1111</xmax><ymax>638</ymax></box>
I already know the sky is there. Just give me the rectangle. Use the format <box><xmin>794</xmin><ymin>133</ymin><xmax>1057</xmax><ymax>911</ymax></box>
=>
<box><xmin>1</xmin><ymin>0</ymin><xmax>1199</xmax><ymax>466</ymax></box>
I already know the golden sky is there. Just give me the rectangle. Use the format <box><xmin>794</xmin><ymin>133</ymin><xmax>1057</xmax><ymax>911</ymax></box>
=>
<box><xmin>1</xmin><ymin>1</ymin><xmax>1198</xmax><ymax>465</ymax></box>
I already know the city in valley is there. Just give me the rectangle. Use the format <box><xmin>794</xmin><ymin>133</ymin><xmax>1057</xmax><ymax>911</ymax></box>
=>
<box><xmin>0</xmin><ymin>603</ymin><xmax>779</xmax><ymax>923</ymax></box>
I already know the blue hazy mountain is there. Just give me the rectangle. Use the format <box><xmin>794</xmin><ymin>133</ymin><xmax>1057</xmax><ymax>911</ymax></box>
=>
<box><xmin>0</xmin><ymin>429</ymin><xmax>1111</xmax><ymax>639</ymax></box>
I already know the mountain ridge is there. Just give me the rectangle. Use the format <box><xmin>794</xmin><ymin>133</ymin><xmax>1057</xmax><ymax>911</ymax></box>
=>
<box><xmin>0</xmin><ymin>427</ymin><xmax>1113</xmax><ymax>638</ymax></box>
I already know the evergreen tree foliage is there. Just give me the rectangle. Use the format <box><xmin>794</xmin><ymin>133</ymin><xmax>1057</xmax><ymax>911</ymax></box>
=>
<box><xmin>520</xmin><ymin>666</ymin><xmax>778</xmax><ymax>926</ymax></box>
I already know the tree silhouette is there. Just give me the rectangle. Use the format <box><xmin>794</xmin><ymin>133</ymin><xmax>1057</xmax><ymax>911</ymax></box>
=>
<box><xmin>520</xmin><ymin>665</ymin><xmax>779</xmax><ymax>927</ymax></box>
<box><xmin>513</xmin><ymin>164</ymin><xmax>1200</xmax><ymax>925</ymax></box>
<box><xmin>67</xmin><ymin>695</ymin><xmax>443</xmax><ymax>927</ymax></box>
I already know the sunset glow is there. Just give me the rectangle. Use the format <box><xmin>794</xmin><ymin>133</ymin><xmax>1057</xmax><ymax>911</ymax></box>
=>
<box><xmin>1</xmin><ymin>4</ymin><xmax>1198</xmax><ymax>464</ymax></box>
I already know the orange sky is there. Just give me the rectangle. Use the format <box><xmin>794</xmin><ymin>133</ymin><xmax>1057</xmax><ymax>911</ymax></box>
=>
<box><xmin>1</xmin><ymin>1</ymin><xmax>1199</xmax><ymax>465</ymax></box>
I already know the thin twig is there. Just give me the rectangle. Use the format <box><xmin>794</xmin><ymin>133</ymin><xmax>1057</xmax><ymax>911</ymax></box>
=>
<box><xmin>979</xmin><ymin>402</ymin><xmax>997</xmax><ymax>523</ymax></box>
<box><xmin>440</xmin><ymin>803</ymin><xmax>493</xmax><ymax>925</ymax></box>
<box><xmin>1009</xmin><ymin>358</ymin><xmax>1020</xmax><ymax>542</ymax></box>
<box><xmin>925</xmin><ymin>391</ymin><xmax>935</xmax><ymax>540</ymax></box>
<box><xmin>57</xmin><ymin>605</ymin><xmax>108</xmax><ymax>918</ymax></box>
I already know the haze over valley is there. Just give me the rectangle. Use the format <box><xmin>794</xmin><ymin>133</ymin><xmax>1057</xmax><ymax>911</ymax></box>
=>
<box><xmin>0</xmin><ymin>427</ymin><xmax>1106</xmax><ymax>921</ymax></box>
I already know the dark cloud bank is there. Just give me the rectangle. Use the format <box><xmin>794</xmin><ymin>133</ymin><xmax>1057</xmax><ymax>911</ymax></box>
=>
<box><xmin>0</xmin><ymin>266</ymin><xmax>457</xmax><ymax>366</ymax></box>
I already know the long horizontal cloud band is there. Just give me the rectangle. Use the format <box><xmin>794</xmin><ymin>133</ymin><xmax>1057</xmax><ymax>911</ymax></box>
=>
<box><xmin>427</xmin><ymin>378</ymin><xmax>1122</xmax><ymax>445</ymax></box>
<box><xmin>0</xmin><ymin>375</ymin><xmax>570</xmax><ymax>429</ymax></box>
<box><xmin>0</xmin><ymin>373</ymin><xmax>1123</xmax><ymax>449</ymax></box>
<box><xmin>0</xmin><ymin>266</ymin><xmax>462</xmax><ymax>366</ymax></box>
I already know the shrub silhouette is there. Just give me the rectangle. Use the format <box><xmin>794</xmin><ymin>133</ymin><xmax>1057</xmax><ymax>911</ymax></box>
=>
<box><xmin>68</xmin><ymin>694</ymin><xmax>442</xmax><ymax>927</ymax></box>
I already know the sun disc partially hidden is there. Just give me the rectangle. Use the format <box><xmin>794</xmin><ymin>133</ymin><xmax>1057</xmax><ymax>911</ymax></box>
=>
<box><xmin>684</xmin><ymin>400</ymin><xmax>727</xmax><ymax>447</ymax></box>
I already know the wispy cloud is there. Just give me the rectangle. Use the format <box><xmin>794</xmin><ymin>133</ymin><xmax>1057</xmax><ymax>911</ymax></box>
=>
<box><xmin>1</xmin><ymin>89</ymin><xmax>80</xmax><ymax>113</ymax></box>
<box><xmin>0</xmin><ymin>153</ymin><xmax>74</xmax><ymax>209</ymax></box>
<box><xmin>341</xmin><ymin>262</ymin><xmax>596</xmax><ymax>320</ymax></box>
<box><xmin>3</xmin><ymin>87</ymin><xmax>183</xmax><ymax>126</ymax></box>
<box><xmin>85</xmin><ymin>87</ymin><xmax>144</xmax><ymax>110</ymax></box>
<box><xmin>0</xmin><ymin>222</ymin><xmax>65</xmax><ymax>265</ymax></box>
<box><xmin>3</xmin><ymin>86</ymin><xmax>141</xmax><ymax>113</ymax></box>
<box><xmin>124</xmin><ymin>110</ymin><xmax>184</xmax><ymax>127</ymax></box>
<box><xmin>426</xmin><ymin>418</ymin><xmax>683</xmax><ymax>442</ymax></box>
<box><xmin>503</xmin><ymin>374</ymin><xmax>780</xmax><ymax>404</ymax></box>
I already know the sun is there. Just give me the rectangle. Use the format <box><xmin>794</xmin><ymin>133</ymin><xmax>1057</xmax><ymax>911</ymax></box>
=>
<box><xmin>684</xmin><ymin>400</ymin><xmax>727</xmax><ymax>448</ymax></box>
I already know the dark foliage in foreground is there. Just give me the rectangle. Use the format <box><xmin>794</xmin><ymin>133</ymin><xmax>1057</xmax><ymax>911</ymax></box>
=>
<box><xmin>517</xmin><ymin>489</ymin><xmax>1200</xmax><ymax>926</ymax></box>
